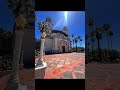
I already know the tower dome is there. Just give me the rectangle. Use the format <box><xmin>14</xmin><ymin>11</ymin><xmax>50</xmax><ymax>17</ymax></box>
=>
<box><xmin>63</xmin><ymin>26</ymin><xmax>68</xmax><ymax>35</ymax></box>
<box><xmin>46</xmin><ymin>17</ymin><xmax>52</xmax><ymax>23</ymax></box>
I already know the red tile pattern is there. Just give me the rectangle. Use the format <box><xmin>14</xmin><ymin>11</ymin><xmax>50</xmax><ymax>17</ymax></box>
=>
<box><xmin>35</xmin><ymin>53</ymin><xmax>85</xmax><ymax>79</ymax></box>
<box><xmin>86</xmin><ymin>63</ymin><xmax>120</xmax><ymax>90</ymax></box>
<box><xmin>0</xmin><ymin>69</ymin><xmax>35</xmax><ymax>90</ymax></box>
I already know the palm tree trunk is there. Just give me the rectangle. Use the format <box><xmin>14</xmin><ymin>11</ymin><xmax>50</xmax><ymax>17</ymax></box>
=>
<box><xmin>90</xmin><ymin>27</ymin><xmax>94</xmax><ymax>57</ymax></box>
<box><xmin>76</xmin><ymin>43</ymin><xmax>77</xmax><ymax>52</ymax></box>
<box><xmin>109</xmin><ymin>36</ymin><xmax>113</xmax><ymax>62</ymax></box>
<box><xmin>92</xmin><ymin>40</ymin><xmax>94</xmax><ymax>54</ymax></box>
<box><xmin>91</xmin><ymin>39</ymin><xmax>94</xmax><ymax>56</ymax></box>
<box><xmin>107</xmin><ymin>34</ymin><xmax>110</xmax><ymax>63</ymax></box>
<box><xmin>91</xmin><ymin>36</ymin><xmax>95</xmax><ymax>58</ymax></box>
<box><xmin>97</xmin><ymin>39</ymin><xmax>101</xmax><ymax>62</ymax></box>
<box><xmin>110</xmin><ymin>36</ymin><xmax>113</xmax><ymax>50</ymax></box>
<box><xmin>80</xmin><ymin>41</ymin><xmax>82</xmax><ymax>47</ymax></box>
<box><xmin>85</xmin><ymin>40</ymin><xmax>88</xmax><ymax>63</ymax></box>
<box><xmin>72</xmin><ymin>37</ymin><xmax>74</xmax><ymax>50</ymax></box>
<box><xmin>107</xmin><ymin>35</ymin><xmax>110</xmax><ymax>51</ymax></box>
<box><xmin>73</xmin><ymin>42</ymin><xmax>74</xmax><ymax>48</ymax></box>
<box><xmin>72</xmin><ymin>42</ymin><xmax>74</xmax><ymax>51</ymax></box>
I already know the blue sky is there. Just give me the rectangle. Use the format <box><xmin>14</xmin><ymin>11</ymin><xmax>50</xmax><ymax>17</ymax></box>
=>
<box><xmin>1</xmin><ymin>0</ymin><xmax>119</xmax><ymax>51</ymax></box>
<box><xmin>0</xmin><ymin>0</ymin><xmax>14</xmax><ymax>31</ymax></box>
<box><xmin>35</xmin><ymin>11</ymin><xmax>85</xmax><ymax>47</ymax></box>
<box><xmin>86</xmin><ymin>0</ymin><xmax>120</xmax><ymax>51</ymax></box>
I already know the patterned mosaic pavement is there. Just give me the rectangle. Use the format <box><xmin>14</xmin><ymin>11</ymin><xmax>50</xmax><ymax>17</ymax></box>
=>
<box><xmin>35</xmin><ymin>53</ymin><xmax>85</xmax><ymax>79</ymax></box>
<box><xmin>86</xmin><ymin>63</ymin><xmax>120</xmax><ymax>90</ymax></box>
<box><xmin>0</xmin><ymin>53</ymin><xmax>84</xmax><ymax>90</ymax></box>
<box><xmin>0</xmin><ymin>69</ymin><xmax>35</xmax><ymax>90</ymax></box>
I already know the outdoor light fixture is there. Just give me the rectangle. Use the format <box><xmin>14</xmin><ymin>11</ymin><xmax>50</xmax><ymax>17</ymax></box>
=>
<box><xmin>42</xmin><ymin>32</ymin><xmax>46</xmax><ymax>38</ymax></box>
<box><xmin>15</xmin><ymin>14</ymin><xmax>27</xmax><ymax>28</ymax></box>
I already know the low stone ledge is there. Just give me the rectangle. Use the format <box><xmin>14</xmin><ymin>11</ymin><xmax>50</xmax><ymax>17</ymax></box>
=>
<box><xmin>35</xmin><ymin>62</ymin><xmax>47</xmax><ymax>79</ymax></box>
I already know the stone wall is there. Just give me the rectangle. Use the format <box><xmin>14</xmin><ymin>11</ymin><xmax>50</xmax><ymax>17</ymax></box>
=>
<box><xmin>44</xmin><ymin>38</ymin><xmax>53</xmax><ymax>54</ymax></box>
<box><xmin>44</xmin><ymin>31</ymin><xmax>71</xmax><ymax>54</ymax></box>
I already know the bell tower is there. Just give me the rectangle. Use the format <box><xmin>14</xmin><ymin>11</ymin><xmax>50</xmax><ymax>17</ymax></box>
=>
<box><xmin>63</xmin><ymin>26</ymin><xmax>68</xmax><ymax>35</ymax></box>
<box><xmin>44</xmin><ymin>17</ymin><xmax>53</xmax><ymax>37</ymax></box>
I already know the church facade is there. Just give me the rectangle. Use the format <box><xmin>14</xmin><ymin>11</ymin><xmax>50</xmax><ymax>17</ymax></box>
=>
<box><xmin>42</xmin><ymin>17</ymin><xmax>71</xmax><ymax>54</ymax></box>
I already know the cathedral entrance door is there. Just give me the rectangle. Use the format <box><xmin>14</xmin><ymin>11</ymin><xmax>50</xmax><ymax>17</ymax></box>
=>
<box><xmin>62</xmin><ymin>46</ymin><xmax>65</xmax><ymax>53</ymax></box>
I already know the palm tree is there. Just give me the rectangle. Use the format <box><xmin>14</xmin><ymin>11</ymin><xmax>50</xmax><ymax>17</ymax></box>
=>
<box><xmin>73</xmin><ymin>38</ymin><xmax>75</xmax><ymax>50</ymax></box>
<box><xmin>85</xmin><ymin>34</ymin><xmax>89</xmax><ymax>62</ymax></box>
<box><xmin>70</xmin><ymin>40</ymin><xmax>72</xmax><ymax>51</ymax></box>
<box><xmin>72</xmin><ymin>34</ymin><xmax>74</xmax><ymax>48</ymax></box>
<box><xmin>75</xmin><ymin>38</ymin><xmax>78</xmax><ymax>52</ymax></box>
<box><xmin>85</xmin><ymin>34</ymin><xmax>89</xmax><ymax>47</ymax></box>
<box><xmin>108</xmin><ymin>30</ymin><xmax>114</xmax><ymax>60</ymax></box>
<box><xmin>35</xmin><ymin>15</ymin><xmax>37</xmax><ymax>20</ymax></box>
<box><xmin>91</xmin><ymin>30</ymin><xmax>95</xmax><ymax>54</ymax></box>
<box><xmin>108</xmin><ymin>30</ymin><xmax>114</xmax><ymax>50</ymax></box>
<box><xmin>87</xmin><ymin>43</ymin><xmax>90</xmax><ymax>46</ymax></box>
<box><xmin>78</xmin><ymin>36</ymin><xmax>81</xmax><ymax>39</ymax></box>
<box><xmin>8</xmin><ymin>0</ymin><xmax>33</xmax><ymax>53</ymax></box>
<box><xmin>88</xmin><ymin>18</ymin><xmax>94</xmax><ymax>56</ymax></box>
<box><xmin>102</xmin><ymin>24</ymin><xmax>111</xmax><ymax>62</ymax></box>
<box><xmin>8</xmin><ymin>0</ymin><xmax>33</xmax><ymax>32</ymax></box>
<box><xmin>80</xmin><ymin>39</ymin><xmax>82</xmax><ymax>47</ymax></box>
<box><xmin>95</xmin><ymin>27</ymin><xmax>102</xmax><ymax>62</ymax></box>
<box><xmin>77</xmin><ymin>36</ymin><xmax>81</xmax><ymax>47</ymax></box>
<box><xmin>8</xmin><ymin>0</ymin><xmax>33</xmax><ymax>16</ymax></box>
<box><xmin>102</xmin><ymin>24</ymin><xmax>111</xmax><ymax>49</ymax></box>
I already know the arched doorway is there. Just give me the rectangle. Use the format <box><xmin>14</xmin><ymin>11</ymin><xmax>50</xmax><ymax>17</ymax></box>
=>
<box><xmin>62</xmin><ymin>46</ymin><xmax>65</xmax><ymax>53</ymax></box>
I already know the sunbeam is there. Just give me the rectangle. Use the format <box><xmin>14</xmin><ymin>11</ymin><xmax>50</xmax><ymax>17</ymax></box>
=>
<box><xmin>53</xmin><ymin>19</ymin><xmax>63</xmax><ymax>29</ymax></box>
<box><xmin>64</xmin><ymin>11</ymin><xmax>68</xmax><ymax>26</ymax></box>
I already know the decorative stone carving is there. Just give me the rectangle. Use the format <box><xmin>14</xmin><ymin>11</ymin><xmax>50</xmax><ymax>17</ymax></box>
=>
<box><xmin>15</xmin><ymin>14</ymin><xmax>27</xmax><ymax>29</ymax></box>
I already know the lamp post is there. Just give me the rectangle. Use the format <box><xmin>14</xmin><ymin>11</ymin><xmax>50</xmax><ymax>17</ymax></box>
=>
<box><xmin>5</xmin><ymin>14</ymin><xmax>27</xmax><ymax>90</ymax></box>
<box><xmin>35</xmin><ymin>21</ymin><xmax>47</xmax><ymax>79</ymax></box>
<box><xmin>36</xmin><ymin>22</ymin><xmax>47</xmax><ymax>67</ymax></box>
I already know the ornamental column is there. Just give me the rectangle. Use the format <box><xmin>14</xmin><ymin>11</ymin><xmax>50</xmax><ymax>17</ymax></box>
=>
<box><xmin>35</xmin><ymin>21</ymin><xmax>47</xmax><ymax>79</ymax></box>
<box><xmin>5</xmin><ymin>14</ymin><xmax>27</xmax><ymax>90</ymax></box>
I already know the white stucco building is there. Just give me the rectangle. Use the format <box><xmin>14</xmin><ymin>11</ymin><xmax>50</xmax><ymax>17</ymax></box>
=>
<box><xmin>42</xmin><ymin>17</ymin><xmax>71</xmax><ymax>54</ymax></box>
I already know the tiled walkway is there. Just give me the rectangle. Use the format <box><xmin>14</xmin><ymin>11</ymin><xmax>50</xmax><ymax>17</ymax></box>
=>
<box><xmin>0</xmin><ymin>69</ymin><xmax>35</xmax><ymax>90</ymax></box>
<box><xmin>35</xmin><ymin>53</ymin><xmax>85</xmax><ymax>79</ymax></box>
<box><xmin>86</xmin><ymin>63</ymin><xmax>120</xmax><ymax>90</ymax></box>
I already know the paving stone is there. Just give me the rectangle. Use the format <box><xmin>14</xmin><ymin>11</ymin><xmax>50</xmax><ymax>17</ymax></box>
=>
<box><xmin>57</xmin><ymin>65</ymin><xmax>63</xmax><ymax>68</ymax></box>
<box><xmin>74</xmin><ymin>66</ymin><xmax>81</xmax><ymax>71</ymax></box>
<box><xmin>36</xmin><ymin>53</ymin><xmax>85</xmax><ymax>79</ymax></box>
<box><xmin>46</xmin><ymin>68</ymin><xmax>53</xmax><ymax>72</ymax></box>
<box><xmin>49</xmin><ymin>64</ymin><xmax>56</xmax><ymax>67</ymax></box>
<box><xmin>86</xmin><ymin>63</ymin><xmax>120</xmax><ymax>90</ymax></box>
<box><xmin>63</xmin><ymin>71</ymin><xmax>73</xmax><ymax>79</ymax></box>
<box><xmin>59</xmin><ymin>61</ymin><xmax>64</xmax><ymax>64</ymax></box>
<box><xmin>75</xmin><ymin>72</ymin><xmax>85</xmax><ymax>79</ymax></box>
<box><xmin>0</xmin><ymin>69</ymin><xmax>35</xmax><ymax>90</ymax></box>
<box><xmin>65</xmin><ymin>62</ymin><xmax>70</xmax><ymax>65</ymax></box>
